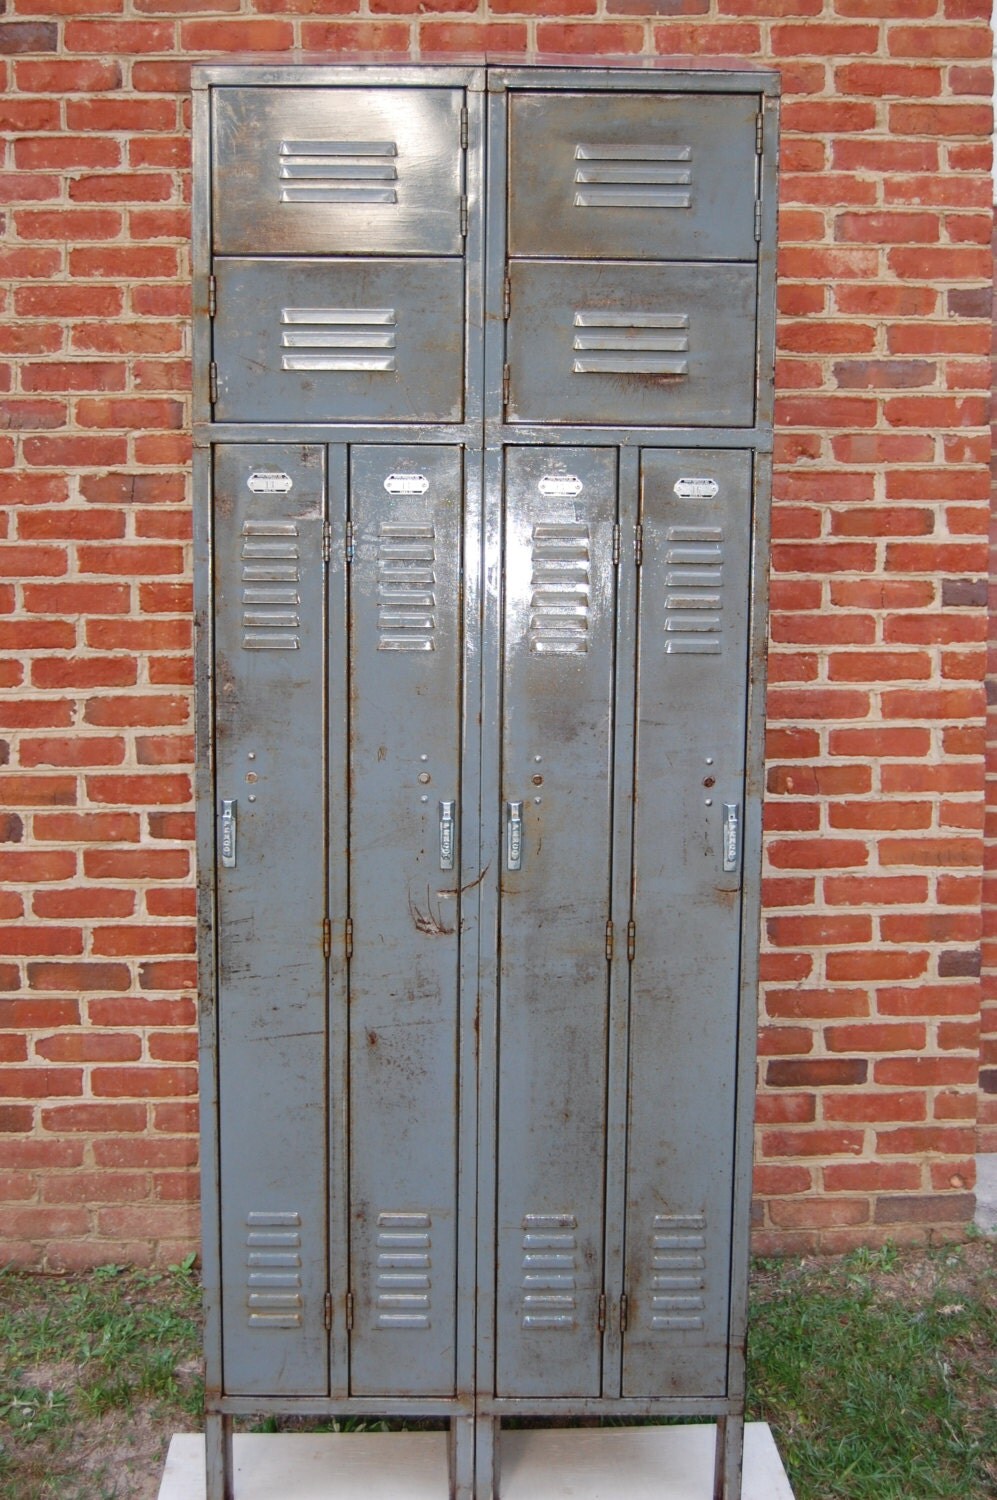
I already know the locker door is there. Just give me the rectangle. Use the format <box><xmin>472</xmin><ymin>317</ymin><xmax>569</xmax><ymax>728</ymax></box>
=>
<box><xmin>213</xmin><ymin>444</ymin><xmax>331</xmax><ymax>1396</ymax></box>
<box><xmin>494</xmin><ymin>446</ymin><xmax>618</xmax><ymax>1398</ymax></box>
<box><xmin>621</xmin><ymin>450</ymin><xmax>753</xmax><ymax>1398</ymax></box>
<box><xmin>347</xmin><ymin>445</ymin><xmax>463</xmax><ymax>1397</ymax></box>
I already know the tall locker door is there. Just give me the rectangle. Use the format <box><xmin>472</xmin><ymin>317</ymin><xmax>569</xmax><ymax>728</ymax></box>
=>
<box><xmin>347</xmin><ymin>445</ymin><xmax>463</xmax><ymax>1396</ymax></box>
<box><xmin>621</xmin><ymin>449</ymin><xmax>753</xmax><ymax>1398</ymax></box>
<box><xmin>213</xmin><ymin>445</ymin><xmax>331</xmax><ymax>1396</ymax></box>
<box><xmin>494</xmin><ymin>446</ymin><xmax>618</xmax><ymax>1398</ymax></box>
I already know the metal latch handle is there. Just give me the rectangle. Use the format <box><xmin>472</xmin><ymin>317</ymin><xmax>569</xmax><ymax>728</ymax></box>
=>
<box><xmin>506</xmin><ymin>801</ymin><xmax>523</xmax><ymax>871</ymax></box>
<box><xmin>722</xmin><ymin>802</ymin><xmax>740</xmax><ymax>874</ymax></box>
<box><xmin>220</xmin><ymin>799</ymin><xmax>237</xmax><ymax>868</ymax></box>
<box><xmin>439</xmin><ymin>800</ymin><xmax>455</xmax><ymax>872</ymax></box>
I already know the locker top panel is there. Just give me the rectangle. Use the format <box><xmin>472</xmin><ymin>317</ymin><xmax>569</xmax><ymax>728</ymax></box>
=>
<box><xmin>211</xmin><ymin>86</ymin><xmax>467</xmax><ymax>256</ymax></box>
<box><xmin>507</xmin><ymin>91</ymin><xmax>761</xmax><ymax>263</ymax></box>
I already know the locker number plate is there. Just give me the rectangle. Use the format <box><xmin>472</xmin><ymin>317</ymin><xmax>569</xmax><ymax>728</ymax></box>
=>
<box><xmin>384</xmin><ymin>473</ymin><xmax>429</xmax><ymax>495</ymax></box>
<box><xmin>538</xmin><ymin>474</ymin><xmax>583</xmax><ymax>497</ymax></box>
<box><xmin>674</xmin><ymin>477</ymin><xmax>719</xmax><ymax>500</ymax></box>
<box><xmin>247</xmin><ymin>470</ymin><xmax>293</xmax><ymax>494</ymax></box>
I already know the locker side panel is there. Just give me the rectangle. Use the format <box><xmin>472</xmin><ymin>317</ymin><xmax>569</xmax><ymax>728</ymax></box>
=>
<box><xmin>347</xmin><ymin>445</ymin><xmax>463</xmax><ymax>1397</ymax></box>
<box><xmin>213</xmin><ymin>444</ymin><xmax>329</xmax><ymax>1397</ymax></box>
<box><xmin>494</xmin><ymin>446</ymin><xmax>617</xmax><ymax>1399</ymax></box>
<box><xmin>621</xmin><ymin>449</ymin><xmax>753</xmax><ymax>1398</ymax></box>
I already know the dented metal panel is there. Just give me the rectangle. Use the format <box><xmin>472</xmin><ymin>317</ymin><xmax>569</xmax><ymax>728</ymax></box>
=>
<box><xmin>494</xmin><ymin>446</ymin><xmax>617</xmax><ymax>1399</ymax></box>
<box><xmin>212</xmin><ymin>258</ymin><xmax>465</xmax><ymax>425</ymax></box>
<box><xmin>508</xmin><ymin>92</ymin><xmax>759</xmax><ymax>263</ymax></box>
<box><xmin>347</xmin><ymin>445</ymin><xmax>463</xmax><ymax>1397</ymax></box>
<box><xmin>213</xmin><ymin>443</ymin><xmax>330</xmax><ymax>1397</ymax></box>
<box><xmin>212</xmin><ymin>87</ymin><xmax>466</xmax><ymax>256</ymax></box>
<box><xmin>505</xmin><ymin>261</ymin><xmax>756</xmax><ymax>428</ymax></box>
<box><xmin>621</xmin><ymin>449</ymin><xmax>753</xmax><ymax>1399</ymax></box>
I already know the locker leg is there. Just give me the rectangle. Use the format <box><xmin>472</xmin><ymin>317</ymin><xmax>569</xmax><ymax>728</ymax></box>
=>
<box><xmin>449</xmin><ymin>1414</ymin><xmax>475</xmax><ymax>1500</ymax></box>
<box><xmin>713</xmin><ymin>1413</ymin><xmax>745</xmax><ymax>1500</ymax></box>
<box><xmin>474</xmin><ymin>1416</ymin><xmax>500</xmax><ymax>1500</ymax></box>
<box><xmin>205</xmin><ymin>1411</ymin><xmax>234</xmax><ymax>1500</ymax></box>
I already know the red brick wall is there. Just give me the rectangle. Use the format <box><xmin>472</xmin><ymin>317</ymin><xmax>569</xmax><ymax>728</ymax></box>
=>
<box><xmin>981</xmin><ymin>204</ymin><xmax>997</xmax><ymax>1156</ymax></box>
<box><xmin>1</xmin><ymin>2</ymin><xmax>993</xmax><ymax>1267</ymax></box>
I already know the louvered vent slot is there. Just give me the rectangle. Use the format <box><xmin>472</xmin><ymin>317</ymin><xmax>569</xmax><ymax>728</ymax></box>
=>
<box><xmin>521</xmin><ymin>1213</ymin><xmax>578</xmax><ymax>1330</ymax></box>
<box><xmin>574</xmin><ymin>142</ymin><xmax>692</xmax><ymax>210</ymax></box>
<box><xmin>573</xmin><ymin>311</ymin><xmax>689</xmax><ymax>377</ymax></box>
<box><xmin>663</xmin><ymin>524</ymin><xmax>724</xmax><ymax>656</ymax></box>
<box><xmin>279</xmin><ymin>139</ymin><xmax>398</xmax><ymax>204</ymax></box>
<box><xmin>280</xmin><ymin>307</ymin><xmax>397</xmax><ymax>372</ymax></box>
<box><xmin>650</xmin><ymin>1213</ymin><xmax>707</xmax><ymax>1331</ymax></box>
<box><xmin>375</xmin><ymin>1212</ymin><xmax>432</xmax><ymax>1329</ymax></box>
<box><xmin>529</xmin><ymin>523</ymin><xmax>590</xmax><ymax>656</ymax></box>
<box><xmin>378</xmin><ymin>524</ymin><xmax>436</xmax><ymax>652</ymax></box>
<box><xmin>246</xmin><ymin>1210</ymin><xmax>304</xmax><ymax>1329</ymax></box>
<box><xmin>241</xmin><ymin>520</ymin><xmax>300</xmax><ymax>652</ymax></box>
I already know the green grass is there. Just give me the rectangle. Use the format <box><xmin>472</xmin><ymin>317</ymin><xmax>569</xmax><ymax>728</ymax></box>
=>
<box><xmin>747</xmin><ymin>1237</ymin><xmax>997</xmax><ymax>1500</ymax></box>
<box><xmin>0</xmin><ymin>1240</ymin><xmax>994</xmax><ymax>1498</ymax></box>
<box><xmin>0</xmin><ymin>1258</ymin><xmax>202</xmax><ymax>1500</ymax></box>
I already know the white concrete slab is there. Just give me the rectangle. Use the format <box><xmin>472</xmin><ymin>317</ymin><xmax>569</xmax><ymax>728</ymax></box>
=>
<box><xmin>974</xmin><ymin>1152</ymin><xmax>997</xmax><ymax>1234</ymax></box>
<box><xmin>159</xmin><ymin>1424</ymin><xmax>794</xmax><ymax>1500</ymax></box>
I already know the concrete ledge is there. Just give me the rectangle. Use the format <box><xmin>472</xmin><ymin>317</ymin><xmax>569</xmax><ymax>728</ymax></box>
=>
<box><xmin>159</xmin><ymin>1423</ymin><xmax>795</xmax><ymax>1500</ymax></box>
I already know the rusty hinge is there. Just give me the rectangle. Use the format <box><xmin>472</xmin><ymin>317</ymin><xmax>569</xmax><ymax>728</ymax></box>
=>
<box><xmin>460</xmin><ymin>105</ymin><xmax>468</xmax><ymax>150</ymax></box>
<box><xmin>459</xmin><ymin>194</ymin><xmax>468</xmax><ymax>237</ymax></box>
<box><xmin>503</xmin><ymin>275</ymin><xmax>511</xmax><ymax>320</ymax></box>
<box><xmin>345</xmin><ymin>520</ymin><xmax>354</xmax><ymax>564</ymax></box>
<box><xmin>597</xmin><ymin>1292</ymin><xmax>607</xmax><ymax>1334</ymax></box>
<box><xmin>755</xmin><ymin>111</ymin><xmax>764</xmax><ymax>155</ymax></box>
<box><xmin>345</xmin><ymin>1291</ymin><xmax>354</xmax><ymax>1331</ymax></box>
<box><xmin>754</xmin><ymin>200</ymin><xmax>763</xmax><ymax>242</ymax></box>
<box><xmin>345</xmin><ymin>917</ymin><xmax>354</xmax><ymax>960</ymax></box>
<box><xmin>208</xmin><ymin>360</ymin><xmax>218</xmax><ymax>406</ymax></box>
<box><xmin>323</xmin><ymin>1292</ymin><xmax>333</xmax><ymax>1331</ymax></box>
<box><xmin>322</xmin><ymin>520</ymin><xmax>331</xmax><ymax>565</ymax></box>
<box><xmin>620</xmin><ymin>1293</ymin><xmax>629</xmax><ymax>1332</ymax></box>
<box><xmin>322</xmin><ymin>917</ymin><xmax>331</xmax><ymax>961</ymax></box>
<box><xmin>605</xmin><ymin>919</ymin><xmax>614</xmax><ymax>962</ymax></box>
<box><xmin>502</xmin><ymin>363</ymin><xmax>510</xmax><ymax>407</ymax></box>
<box><xmin>627</xmin><ymin>920</ymin><xmax>636</xmax><ymax>962</ymax></box>
<box><xmin>612</xmin><ymin>523</ymin><xmax>620</xmax><ymax>567</ymax></box>
<box><xmin>207</xmin><ymin>273</ymin><xmax>216</xmax><ymax>319</ymax></box>
<box><xmin>634</xmin><ymin>523</ymin><xmax>643</xmax><ymax>568</ymax></box>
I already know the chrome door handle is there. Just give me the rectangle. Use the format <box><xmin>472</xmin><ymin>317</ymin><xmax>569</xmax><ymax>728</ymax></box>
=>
<box><xmin>439</xmin><ymin>800</ymin><xmax>455</xmax><ymax>872</ymax></box>
<box><xmin>722</xmin><ymin>802</ymin><xmax>740</xmax><ymax>873</ymax></box>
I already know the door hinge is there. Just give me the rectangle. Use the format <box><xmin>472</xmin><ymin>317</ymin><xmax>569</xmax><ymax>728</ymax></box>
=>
<box><xmin>634</xmin><ymin>523</ymin><xmax>643</xmax><ymax>568</ymax></box>
<box><xmin>460</xmin><ymin>105</ymin><xmax>468</xmax><ymax>150</ymax></box>
<box><xmin>322</xmin><ymin>520</ymin><xmax>331</xmax><ymax>565</ymax></box>
<box><xmin>755</xmin><ymin>111</ymin><xmax>764</xmax><ymax>155</ymax></box>
<box><xmin>605</xmin><ymin>919</ymin><xmax>614</xmax><ymax>962</ymax></box>
<box><xmin>323</xmin><ymin>1292</ymin><xmax>333</xmax><ymax>1331</ymax></box>
<box><xmin>208</xmin><ymin>360</ymin><xmax>218</xmax><ymax>406</ymax></box>
<box><xmin>345</xmin><ymin>520</ymin><xmax>354</xmax><ymax>564</ymax></box>
<box><xmin>754</xmin><ymin>199</ymin><xmax>763</xmax><ymax>242</ymax></box>
<box><xmin>503</xmin><ymin>275</ymin><xmax>511</xmax><ymax>320</ymax></box>
<box><xmin>345</xmin><ymin>917</ymin><xmax>353</xmax><ymax>960</ymax></box>
<box><xmin>207</xmin><ymin>273</ymin><xmax>216</xmax><ymax>319</ymax></box>
<box><xmin>459</xmin><ymin>194</ymin><xmax>468</xmax><ymax>237</ymax></box>
<box><xmin>620</xmin><ymin>1293</ymin><xmax>629</xmax><ymax>1333</ymax></box>
<box><xmin>627</xmin><ymin>919</ymin><xmax>636</xmax><ymax>963</ymax></box>
<box><xmin>345</xmin><ymin>1291</ymin><xmax>354</xmax><ymax>1331</ymax></box>
<box><xmin>597</xmin><ymin>1292</ymin><xmax>607</xmax><ymax>1334</ymax></box>
<box><xmin>502</xmin><ymin>363</ymin><xmax>510</xmax><ymax>407</ymax></box>
<box><xmin>322</xmin><ymin>917</ymin><xmax>331</xmax><ymax>960</ymax></box>
<box><xmin>612</xmin><ymin>522</ymin><xmax>620</xmax><ymax>567</ymax></box>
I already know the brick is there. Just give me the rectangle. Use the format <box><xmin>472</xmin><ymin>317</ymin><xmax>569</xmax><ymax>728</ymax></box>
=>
<box><xmin>15</xmin><ymin>59</ymin><xmax>122</xmax><ymax>90</ymax></box>
<box><xmin>826</xmin><ymin>949</ymin><xmax>929</xmax><ymax>981</ymax></box>
<box><xmin>27</xmin><ymin>961</ymin><xmax>131</xmax><ymax>993</ymax></box>
<box><xmin>762</xmin><ymin>1129</ymin><xmax>865</xmax><ymax>1158</ymax></box>
<box><xmin>0</xmin><ymin>21</ymin><xmax>58</xmax><ymax>52</ymax></box>
<box><xmin>92</xmin><ymin>924</ymin><xmax>195</xmax><ymax>957</ymax></box>
<box><xmin>755</xmin><ymin>1094</ymin><xmax>817</xmax><ymax>1126</ymax></box>
<box><xmin>824</xmin><ymin>1162</ymin><xmax>922</xmax><ymax>1192</ymax></box>
<box><xmin>874</xmin><ymin>1193</ymin><xmax>975</xmax><ymax>1225</ymax></box>
<box><xmin>20</xmin><ymin>736</ymin><xmax>126</xmax><ymax>769</ymax></box>
<box><xmin>0</xmin><ymin>1067</ymin><xmax>84</xmax><ymax>1099</ymax></box>
<box><xmin>92</xmin><ymin>1065</ymin><xmax>197</xmax><ymax>1098</ymax></box>
<box><xmin>35</xmin><ymin>1033</ymin><xmax>141</xmax><ymax>1064</ymax></box>
<box><xmin>767</xmin><ymin>1058</ymin><xmax>868</xmax><ymax>1087</ymax></box>
<box><xmin>41</xmin><ymin>1103</ymin><xmax>147</xmax><ymax>1134</ymax></box>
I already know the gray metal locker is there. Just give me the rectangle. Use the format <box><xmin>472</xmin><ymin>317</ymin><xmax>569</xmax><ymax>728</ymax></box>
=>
<box><xmin>194</xmin><ymin>61</ymin><xmax>778</xmax><ymax>1500</ymax></box>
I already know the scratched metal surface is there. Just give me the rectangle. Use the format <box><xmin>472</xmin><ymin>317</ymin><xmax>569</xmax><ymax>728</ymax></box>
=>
<box><xmin>212</xmin><ymin>442</ymin><xmax>331</xmax><ymax>1397</ymax></box>
<box><xmin>347</xmin><ymin>444</ymin><xmax>463</xmax><ymax>1398</ymax></box>
<box><xmin>212</xmin><ymin>86</ymin><xmax>466</xmax><ymax>258</ymax></box>
<box><xmin>621</xmin><ymin>449</ymin><xmax>753</xmax><ymax>1400</ymax></box>
<box><xmin>507</xmin><ymin>90</ymin><xmax>759</xmax><ymax>264</ymax></box>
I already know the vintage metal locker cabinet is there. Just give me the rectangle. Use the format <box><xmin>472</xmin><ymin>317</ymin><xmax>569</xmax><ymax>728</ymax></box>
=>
<box><xmin>193</xmin><ymin>62</ymin><xmax>779</xmax><ymax>1500</ymax></box>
